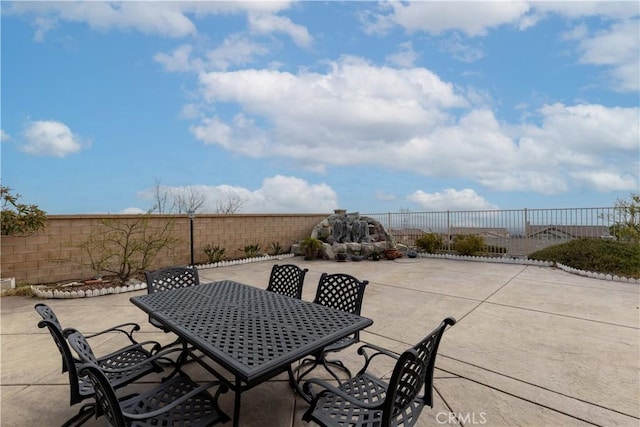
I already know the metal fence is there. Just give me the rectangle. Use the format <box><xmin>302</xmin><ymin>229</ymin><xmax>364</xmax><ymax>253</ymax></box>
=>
<box><xmin>364</xmin><ymin>207</ymin><xmax>625</xmax><ymax>257</ymax></box>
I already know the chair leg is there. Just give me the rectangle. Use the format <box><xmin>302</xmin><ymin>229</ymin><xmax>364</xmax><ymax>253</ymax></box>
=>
<box><xmin>61</xmin><ymin>403</ymin><xmax>95</xmax><ymax>427</ymax></box>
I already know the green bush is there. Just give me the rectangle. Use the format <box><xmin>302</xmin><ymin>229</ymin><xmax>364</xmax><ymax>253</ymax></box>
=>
<box><xmin>453</xmin><ymin>234</ymin><xmax>484</xmax><ymax>256</ymax></box>
<box><xmin>1</xmin><ymin>185</ymin><xmax>47</xmax><ymax>236</ymax></box>
<box><xmin>203</xmin><ymin>244</ymin><xmax>226</xmax><ymax>263</ymax></box>
<box><xmin>415</xmin><ymin>233</ymin><xmax>444</xmax><ymax>253</ymax></box>
<box><xmin>529</xmin><ymin>238</ymin><xmax>640</xmax><ymax>278</ymax></box>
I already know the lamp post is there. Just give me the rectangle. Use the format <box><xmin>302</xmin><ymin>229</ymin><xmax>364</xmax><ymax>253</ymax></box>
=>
<box><xmin>188</xmin><ymin>209</ymin><xmax>196</xmax><ymax>266</ymax></box>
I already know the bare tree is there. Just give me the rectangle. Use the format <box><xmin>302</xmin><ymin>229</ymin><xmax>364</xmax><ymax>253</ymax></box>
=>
<box><xmin>149</xmin><ymin>179</ymin><xmax>175</xmax><ymax>214</ymax></box>
<box><xmin>214</xmin><ymin>194</ymin><xmax>245</xmax><ymax>214</ymax></box>
<box><xmin>147</xmin><ymin>181</ymin><xmax>244</xmax><ymax>214</ymax></box>
<box><xmin>174</xmin><ymin>186</ymin><xmax>206</xmax><ymax>214</ymax></box>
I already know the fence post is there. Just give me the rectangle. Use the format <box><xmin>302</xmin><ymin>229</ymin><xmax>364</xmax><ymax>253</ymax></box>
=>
<box><xmin>446</xmin><ymin>210</ymin><xmax>451</xmax><ymax>251</ymax></box>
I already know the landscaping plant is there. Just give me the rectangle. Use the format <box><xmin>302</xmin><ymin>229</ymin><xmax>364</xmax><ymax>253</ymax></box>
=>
<box><xmin>529</xmin><ymin>238</ymin><xmax>640</xmax><ymax>279</ymax></box>
<box><xmin>415</xmin><ymin>233</ymin><xmax>445</xmax><ymax>254</ymax></box>
<box><xmin>1</xmin><ymin>185</ymin><xmax>47</xmax><ymax>236</ymax></box>
<box><xmin>453</xmin><ymin>234</ymin><xmax>484</xmax><ymax>256</ymax></box>
<box><xmin>78</xmin><ymin>215</ymin><xmax>179</xmax><ymax>282</ymax></box>
<box><xmin>241</xmin><ymin>244</ymin><xmax>262</xmax><ymax>258</ymax></box>
<box><xmin>203</xmin><ymin>244</ymin><xmax>226</xmax><ymax>263</ymax></box>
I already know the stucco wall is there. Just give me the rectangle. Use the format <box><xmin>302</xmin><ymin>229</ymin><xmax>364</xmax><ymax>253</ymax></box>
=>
<box><xmin>0</xmin><ymin>213</ymin><xmax>328</xmax><ymax>285</ymax></box>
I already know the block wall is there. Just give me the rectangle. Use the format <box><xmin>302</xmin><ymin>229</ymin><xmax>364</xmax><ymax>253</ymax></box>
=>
<box><xmin>0</xmin><ymin>213</ymin><xmax>327</xmax><ymax>285</ymax></box>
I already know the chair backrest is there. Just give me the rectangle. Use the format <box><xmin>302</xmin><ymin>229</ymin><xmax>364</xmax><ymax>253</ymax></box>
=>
<box><xmin>382</xmin><ymin>317</ymin><xmax>456</xmax><ymax>426</ymax></box>
<box><xmin>65</xmin><ymin>329</ymin><xmax>100</xmax><ymax>365</ymax></box>
<box><xmin>77</xmin><ymin>363</ymin><xmax>127</xmax><ymax>427</ymax></box>
<box><xmin>266</xmin><ymin>264</ymin><xmax>309</xmax><ymax>299</ymax></box>
<box><xmin>314</xmin><ymin>273</ymin><xmax>369</xmax><ymax>344</ymax></box>
<box><xmin>34</xmin><ymin>304</ymin><xmax>87</xmax><ymax>405</ymax></box>
<box><xmin>313</xmin><ymin>273</ymin><xmax>368</xmax><ymax>315</ymax></box>
<box><xmin>145</xmin><ymin>266</ymin><xmax>199</xmax><ymax>294</ymax></box>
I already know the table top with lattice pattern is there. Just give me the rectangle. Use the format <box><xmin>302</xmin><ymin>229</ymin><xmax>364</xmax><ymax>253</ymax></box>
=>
<box><xmin>130</xmin><ymin>280</ymin><xmax>373</xmax><ymax>383</ymax></box>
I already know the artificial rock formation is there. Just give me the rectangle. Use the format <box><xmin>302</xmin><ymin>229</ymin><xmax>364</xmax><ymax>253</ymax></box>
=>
<box><xmin>294</xmin><ymin>210</ymin><xmax>396</xmax><ymax>259</ymax></box>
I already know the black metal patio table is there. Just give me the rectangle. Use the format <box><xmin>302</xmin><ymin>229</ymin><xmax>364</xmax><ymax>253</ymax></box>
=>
<box><xmin>130</xmin><ymin>280</ymin><xmax>373</xmax><ymax>427</ymax></box>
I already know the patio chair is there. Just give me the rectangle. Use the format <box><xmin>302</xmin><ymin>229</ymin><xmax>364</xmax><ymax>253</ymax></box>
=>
<box><xmin>266</xmin><ymin>264</ymin><xmax>309</xmax><ymax>299</ymax></box>
<box><xmin>144</xmin><ymin>266</ymin><xmax>200</xmax><ymax>331</ymax></box>
<box><xmin>295</xmin><ymin>273</ymin><xmax>369</xmax><ymax>386</ymax></box>
<box><xmin>34</xmin><ymin>303</ymin><xmax>163</xmax><ymax>426</ymax></box>
<box><xmin>67</xmin><ymin>330</ymin><xmax>230</xmax><ymax>427</ymax></box>
<box><xmin>302</xmin><ymin>317</ymin><xmax>457</xmax><ymax>427</ymax></box>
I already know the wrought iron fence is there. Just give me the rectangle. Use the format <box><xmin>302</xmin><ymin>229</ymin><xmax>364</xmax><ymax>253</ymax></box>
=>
<box><xmin>364</xmin><ymin>207</ymin><xmax>626</xmax><ymax>257</ymax></box>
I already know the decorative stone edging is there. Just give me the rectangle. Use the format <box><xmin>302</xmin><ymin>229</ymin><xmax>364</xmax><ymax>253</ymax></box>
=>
<box><xmin>417</xmin><ymin>253</ymin><xmax>639</xmax><ymax>285</ymax></box>
<box><xmin>32</xmin><ymin>253</ymin><xmax>296</xmax><ymax>299</ymax></box>
<box><xmin>32</xmin><ymin>282</ymin><xmax>147</xmax><ymax>299</ymax></box>
<box><xmin>196</xmin><ymin>253</ymin><xmax>295</xmax><ymax>270</ymax></box>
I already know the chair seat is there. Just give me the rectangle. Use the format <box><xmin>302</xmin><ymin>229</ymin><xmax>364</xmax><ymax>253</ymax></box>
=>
<box><xmin>116</xmin><ymin>372</ymin><xmax>229</xmax><ymax>426</ymax></box>
<box><xmin>303</xmin><ymin>318</ymin><xmax>457</xmax><ymax>427</ymax></box>
<box><xmin>76</xmin><ymin>344</ymin><xmax>160</xmax><ymax>397</ymax></box>
<box><xmin>308</xmin><ymin>373</ymin><xmax>425</xmax><ymax>427</ymax></box>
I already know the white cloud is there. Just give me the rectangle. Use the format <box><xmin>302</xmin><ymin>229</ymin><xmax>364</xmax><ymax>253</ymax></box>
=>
<box><xmin>407</xmin><ymin>189</ymin><xmax>498</xmax><ymax>211</ymax></box>
<box><xmin>386</xmin><ymin>41</ymin><xmax>418</xmax><ymax>68</ymax></box>
<box><xmin>139</xmin><ymin>175</ymin><xmax>338</xmax><ymax>213</ymax></box>
<box><xmin>20</xmin><ymin>120</ymin><xmax>85</xmax><ymax>157</ymax></box>
<box><xmin>439</xmin><ymin>33</ymin><xmax>484</xmax><ymax>63</ymax></box>
<box><xmin>10</xmin><ymin>2</ymin><xmax>196</xmax><ymax>39</ymax></box>
<box><xmin>205</xmin><ymin>35</ymin><xmax>269</xmax><ymax>71</ymax></box>
<box><xmin>154</xmin><ymin>44</ymin><xmax>198</xmax><ymax>72</ymax></box>
<box><xmin>573</xmin><ymin>19</ymin><xmax>640</xmax><ymax>92</ymax></box>
<box><xmin>248</xmin><ymin>12</ymin><xmax>313</xmax><ymax>47</ymax></box>
<box><xmin>363</xmin><ymin>1</ymin><xmax>531</xmax><ymax>37</ymax></box>
<box><xmin>533</xmin><ymin>2</ymin><xmax>640</xmax><ymax>21</ymax></box>
<box><xmin>120</xmin><ymin>207</ymin><xmax>146</xmax><ymax>215</ymax></box>
<box><xmin>527</xmin><ymin>103</ymin><xmax>639</xmax><ymax>153</ymax></box>
<box><xmin>189</xmin><ymin>56</ymin><xmax>638</xmax><ymax>196</ymax></box>
<box><xmin>363</xmin><ymin>1</ymin><xmax>638</xmax><ymax>38</ymax></box>
<box><xmin>570</xmin><ymin>171</ymin><xmax>639</xmax><ymax>192</ymax></box>
<box><xmin>0</xmin><ymin>129</ymin><xmax>10</xmax><ymax>142</ymax></box>
<box><xmin>192</xmin><ymin>57</ymin><xmax>468</xmax><ymax>172</ymax></box>
<box><xmin>363</xmin><ymin>2</ymin><xmax>638</xmax><ymax>92</ymax></box>
<box><xmin>7</xmin><ymin>1</ymin><xmax>299</xmax><ymax>40</ymax></box>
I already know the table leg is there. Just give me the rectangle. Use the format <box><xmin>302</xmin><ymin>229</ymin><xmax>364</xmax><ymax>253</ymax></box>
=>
<box><xmin>233</xmin><ymin>377</ymin><xmax>242</xmax><ymax>427</ymax></box>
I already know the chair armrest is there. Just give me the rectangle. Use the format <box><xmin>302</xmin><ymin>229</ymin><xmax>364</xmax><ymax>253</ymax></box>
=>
<box><xmin>355</xmin><ymin>343</ymin><xmax>401</xmax><ymax>376</ymax></box>
<box><xmin>303</xmin><ymin>378</ymin><xmax>383</xmax><ymax>411</ymax></box>
<box><xmin>121</xmin><ymin>381</ymin><xmax>228</xmax><ymax>420</ymax></box>
<box><xmin>84</xmin><ymin>322</ymin><xmax>142</xmax><ymax>344</ymax></box>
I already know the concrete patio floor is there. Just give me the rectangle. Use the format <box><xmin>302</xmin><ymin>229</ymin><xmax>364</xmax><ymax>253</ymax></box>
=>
<box><xmin>1</xmin><ymin>257</ymin><xmax>639</xmax><ymax>426</ymax></box>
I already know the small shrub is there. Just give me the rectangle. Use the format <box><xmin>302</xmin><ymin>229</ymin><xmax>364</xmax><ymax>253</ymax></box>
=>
<box><xmin>453</xmin><ymin>234</ymin><xmax>484</xmax><ymax>256</ymax></box>
<box><xmin>1</xmin><ymin>284</ymin><xmax>34</xmax><ymax>297</ymax></box>
<box><xmin>300</xmin><ymin>237</ymin><xmax>323</xmax><ymax>260</ymax></box>
<box><xmin>529</xmin><ymin>238</ymin><xmax>640</xmax><ymax>278</ymax></box>
<box><xmin>415</xmin><ymin>233</ymin><xmax>444</xmax><ymax>253</ymax></box>
<box><xmin>268</xmin><ymin>241</ymin><xmax>285</xmax><ymax>256</ymax></box>
<box><xmin>241</xmin><ymin>244</ymin><xmax>261</xmax><ymax>258</ymax></box>
<box><xmin>203</xmin><ymin>244</ymin><xmax>226</xmax><ymax>263</ymax></box>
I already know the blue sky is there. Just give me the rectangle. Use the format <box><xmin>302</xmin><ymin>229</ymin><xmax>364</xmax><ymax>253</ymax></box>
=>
<box><xmin>2</xmin><ymin>1</ymin><xmax>638</xmax><ymax>215</ymax></box>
